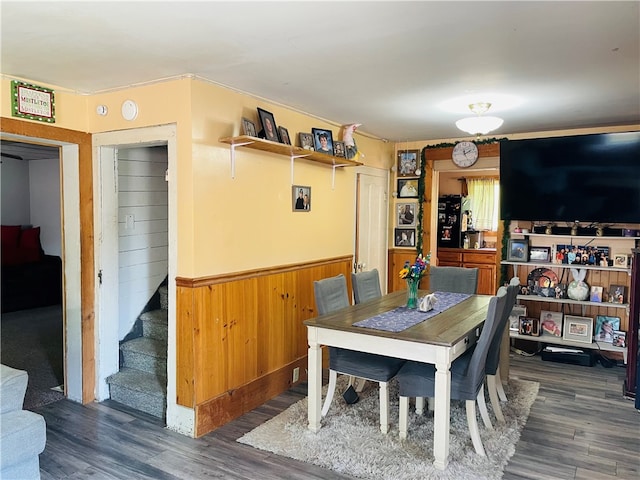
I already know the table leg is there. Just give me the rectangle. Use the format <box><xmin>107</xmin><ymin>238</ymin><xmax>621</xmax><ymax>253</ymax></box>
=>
<box><xmin>307</xmin><ymin>329</ymin><xmax>322</xmax><ymax>432</ymax></box>
<box><xmin>433</xmin><ymin>351</ymin><xmax>452</xmax><ymax>470</ymax></box>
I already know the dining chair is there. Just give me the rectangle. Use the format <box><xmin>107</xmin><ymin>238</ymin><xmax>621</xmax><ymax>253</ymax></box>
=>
<box><xmin>396</xmin><ymin>288</ymin><xmax>508</xmax><ymax>456</ymax></box>
<box><xmin>313</xmin><ymin>274</ymin><xmax>405</xmax><ymax>434</ymax></box>
<box><xmin>351</xmin><ymin>269</ymin><xmax>382</xmax><ymax>304</ymax></box>
<box><xmin>429</xmin><ymin>266</ymin><xmax>479</xmax><ymax>294</ymax></box>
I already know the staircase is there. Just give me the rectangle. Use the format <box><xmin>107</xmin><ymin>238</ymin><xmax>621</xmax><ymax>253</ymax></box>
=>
<box><xmin>106</xmin><ymin>285</ymin><xmax>168</xmax><ymax>418</ymax></box>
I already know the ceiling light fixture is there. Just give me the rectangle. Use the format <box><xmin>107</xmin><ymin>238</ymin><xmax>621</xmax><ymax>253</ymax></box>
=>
<box><xmin>455</xmin><ymin>102</ymin><xmax>504</xmax><ymax>136</ymax></box>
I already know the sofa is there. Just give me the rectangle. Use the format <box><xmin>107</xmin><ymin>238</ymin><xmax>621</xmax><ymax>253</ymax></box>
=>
<box><xmin>1</xmin><ymin>225</ymin><xmax>62</xmax><ymax>313</ymax></box>
<box><xmin>0</xmin><ymin>364</ymin><xmax>47</xmax><ymax>479</ymax></box>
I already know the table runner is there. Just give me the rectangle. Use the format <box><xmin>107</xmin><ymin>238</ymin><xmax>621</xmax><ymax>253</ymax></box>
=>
<box><xmin>353</xmin><ymin>291</ymin><xmax>471</xmax><ymax>332</ymax></box>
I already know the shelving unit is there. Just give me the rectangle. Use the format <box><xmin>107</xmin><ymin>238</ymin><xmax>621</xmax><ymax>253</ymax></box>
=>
<box><xmin>219</xmin><ymin>135</ymin><xmax>362</xmax><ymax>187</ymax></box>
<box><xmin>510</xmin><ymin>331</ymin><xmax>628</xmax><ymax>361</ymax></box>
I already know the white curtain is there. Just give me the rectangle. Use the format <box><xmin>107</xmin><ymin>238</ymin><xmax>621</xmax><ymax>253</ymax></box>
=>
<box><xmin>467</xmin><ymin>178</ymin><xmax>499</xmax><ymax>231</ymax></box>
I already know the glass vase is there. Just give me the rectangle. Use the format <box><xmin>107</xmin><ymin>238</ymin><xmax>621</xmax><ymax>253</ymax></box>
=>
<box><xmin>406</xmin><ymin>279</ymin><xmax>419</xmax><ymax>309</ymax></box>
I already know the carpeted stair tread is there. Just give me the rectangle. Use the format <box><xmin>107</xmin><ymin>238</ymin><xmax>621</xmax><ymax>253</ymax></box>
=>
<box><xmin>107</xmin><ymin>367</ymin><xmax>167</xmax><ymax>395</ymax></box>
<box><xmin>107</xmin><ymin>368</ymin><xmax>166</xmax><ymax>418</ymax></box>
<box><xmin>120</xmin><ymin>337</ymin><xmax>167</xmax><ymax>358</ymax></box>
<box><xmin>140</xmin><ymin>309</ymin><xmax>168</xmax><ymax>324</ymax></box>
<box><xmin>159</xmin><ymin>285</ymin><xmax>168</xmax><ymax>311</ymax></box>
<box><xmin>139</xmin><ymin>309</ymin><xmax>168</xmax><ymax>342</ymax></box>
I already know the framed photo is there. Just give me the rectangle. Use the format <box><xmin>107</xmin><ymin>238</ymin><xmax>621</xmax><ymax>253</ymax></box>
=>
<box><xmin>612</xmin><ymin>330</ymin><xmax>626</xmax><ymax>348</ymax></box>
<box><xmin>397</xmin><ymin>149</ymin><xmax>419</xmax><ymax>177</ymax></box>
<box><xmin>529</xmin><ymin>246</ymin><xmax>551</xmax><ymax>262</ymax></box>
<box><xmin>519</xmin><ymin>316</ymin><xmax>540</xmax><ymax>336</ymax></box>
<box><xmin>608</xmin><ymin>284</ymin><xmax>626</xmax><ymax>304</ymax></box>
<box><xmin>397</xmin><ymin>178</ymin><xmax>419</xmax><ymax>198</ymax></box>
<box><xmin>589</xmin><ymin>285</ymin><xmax>603</xmax><ymax>303</ymax></box>
<box><xmin>278</xmin><ymin>126</ymin><xmax>291</xmax><ymax>145</ymax></box>
<box><xmin>594</xmin><ymin>315</ymin><xmax>620</xmax><ymax>343</ymax></box>
<box><xmin>257</xmin><ymin>107</ymin><xmax>279</xmax><ymax>142</ymax></box>
<box><xmin>299</xmin><ymin>132</ymin><xmax>314</xmax><ymax>151</ymax></box>
<box><xmin>507</xmin><ymin>238</ymin><xmax>529</xmax><ymax>262</ymax></box>
<box><xmin>241</xmin><ymin>117</ymin><xmax>257</xmax><ymax>137</ymax></box>
<box><xmin>394</xmin><ymin>228</ymin><xmax>415</xmax><ymax>247</ymax></box>
<box><xmin>509</xmin><ymin>304</ymin><xmax>527</xmax><ymax>331</ymax></box>
<box><xmin>333</xmin><ymin>140</ymin><xmax>346</xmax><ymax>158</ymax></box>
<box><xmin>613</xmin><ymin>254</ymin><xmax>629</xmax><ymax>268</ymax></box>
<box><xmin>311</xmin><ymin>128</ymin><xmax>334</xmax><ymax>155</ymax></box>
<box><xmin>562</xmin><ymin>315</ymin><xmax>593</xmax><ymax>344</ymax></box>
<box><xmin>292</xmin><ymin>185</ymin><xmax>311</xmax><ymax>212</ymax></box>
<box><xmin>397</xmin><ymin>202</ymin><xmax>417</xmax><ymax>227</ymax></box>
<box><xmin>540</xmin><ymin>310</ymin><xmax>563</xmax><ymax>336</ymax></box>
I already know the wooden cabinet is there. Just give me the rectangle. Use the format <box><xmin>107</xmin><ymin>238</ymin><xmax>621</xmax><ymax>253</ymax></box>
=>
<box><xmin>388</xmin><ymin>249</ymin><xmax>421</xmax><ymax>293</ymax></box>
<box><xmin>436</xmin><ymin>248</ymin><xmax>497</xmax><ymax>295</ymax></box>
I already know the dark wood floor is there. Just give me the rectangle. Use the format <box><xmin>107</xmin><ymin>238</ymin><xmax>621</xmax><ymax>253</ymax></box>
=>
<box><xmin>34</xmin><ymin>353</ymin><xmax>639</xmax><ymax>479</ymax></box>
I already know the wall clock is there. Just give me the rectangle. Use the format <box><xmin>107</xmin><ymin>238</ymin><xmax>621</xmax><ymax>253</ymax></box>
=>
<box><xmin>452</xmin><ymin>141</ymin><xmax>479</xmax><ymax>168</ymax></box>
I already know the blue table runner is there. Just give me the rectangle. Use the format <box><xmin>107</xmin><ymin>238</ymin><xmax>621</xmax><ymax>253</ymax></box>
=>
<box><xmin>353</xmin><ymin>291</ymin><xmax>471</xmax><ymax>333</ymax></box>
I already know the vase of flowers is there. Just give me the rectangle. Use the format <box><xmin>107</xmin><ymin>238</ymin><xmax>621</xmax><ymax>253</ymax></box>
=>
<box><xmin>399</xmin><ymin>253</ymin><xmax>430</xmax><ymax>309</ymax></box>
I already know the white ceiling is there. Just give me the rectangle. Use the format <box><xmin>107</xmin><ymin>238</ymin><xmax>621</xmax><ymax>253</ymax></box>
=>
<box><xmin>1</xmin><ymin>1</ymin><xmax>639</xmax><ymax>145</ymax></box>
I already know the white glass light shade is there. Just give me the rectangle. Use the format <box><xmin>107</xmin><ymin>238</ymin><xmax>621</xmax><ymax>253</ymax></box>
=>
<box><xmin>455</xmin><ymin>116</ymin><xmax>504</xmax><ymax>135</ymax></box>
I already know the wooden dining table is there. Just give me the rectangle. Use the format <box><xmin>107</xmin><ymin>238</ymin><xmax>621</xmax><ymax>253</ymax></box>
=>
<box><xmin>304</xmin><ymin>289</ymin><xmax>492</xmax><ymax>470</ymax></box>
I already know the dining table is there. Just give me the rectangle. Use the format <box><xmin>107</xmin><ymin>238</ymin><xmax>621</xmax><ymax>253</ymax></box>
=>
<box><xmin>304</xmin><ymin>289</ymin><xmax>492</xmax><ymax>470</ymax></box>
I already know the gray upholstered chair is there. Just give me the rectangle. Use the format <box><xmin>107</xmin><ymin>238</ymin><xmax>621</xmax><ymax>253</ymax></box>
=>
<box><xmin>429</xmin><ymin>266</ymin><xmax>479</xmax><ymax>294</ymax></box>
<box><xmin>396</xmin><ymin>288</ymin><xmax>508</xmax><ymax>456</ymax></box>
<box><xmin>351</xmin><ymin>269</ymin><xmax>382</xmax><ymax>304</ymax></box>
<box><xmin>313</xmin><ymin>274</ymin><xmax>405</xmax><ymax>434</ymax></box>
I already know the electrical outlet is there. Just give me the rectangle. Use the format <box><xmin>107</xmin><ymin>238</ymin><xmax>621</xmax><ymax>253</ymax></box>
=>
<box><xmin>292</xmin><ymin>367</ymin><xmax>300</xmax><ymax>383</ymax></box>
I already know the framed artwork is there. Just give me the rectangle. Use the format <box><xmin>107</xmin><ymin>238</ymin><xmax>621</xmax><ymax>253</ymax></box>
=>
<box><xmin>529</xmin><ymin>246</ymin><xmax>551</xmax><ymax>262</ymax></box>
<box><xmin>519</xmin><ymin>316</ymin><xmax>540</xmax><ymax>336</ymax></box>
<box><xmin>299</xmin><ymin>132</ymin><xmax>314</xmax><ymax>151</ymax></box>
<box><xmin>278</xmin><ymin>126</ymin><xmax>291</xmax><ymax>145</ymax></box>
<box><xmin>509</xmin><ymin>304</ymin><xmax>527</xmax><ymax>331</ymax></box>
<box><xmin>539</xmin><ymin>310</ymin><xmax>562</xmax><ymax>337</ymax></box>
<box><xmin>257</xmin><ymin>107</ymin><xmax>279</xmax><ymax>142</ymax></box>
<box><xmin>594</xmin><ymin>315</ymin><xmax>620</xmax><ymax>343</ymax></box>
<box><xmin>333</xmin><ymin>140</ymin><xmax>346</xmax><ymax>158</ymax></box>
<box><xmin>397</xmin><ymin>178</ymin><xmax>419</xmax><ymax>198</ymax></box>
<box><xmin>507</xmin><ymin>238</ymin><xmax>529</xmax><ymax>262</ymax></box>
<box><xmin>562</xmin><ymin>315</ymin><xmax>593</xmax><ymax>344</ymax></box>
<box><xmin>613</xmin><ymin>254</ymin><xmax>629</xmax><ymax>268</ymax></box>
<box><xmin>589</xmin><ymin>286</ymin><xmax>603</xmax><ymax>303</ymax></box>
<box><xmin>397</xmin><ymin>202</ymin><xmax>417</xmax><ymax>227</ymax></box>
<box><xmin>612</xmin><ymin>330</ymin><xmax>626</xmax><ymax>348</ymax></box>
<box><xmin>394</xmin><ymin>228</ymin><xmax>415</xmax><ymax>247</ymax></box>
<box><xmin>397</xmin><ymin>149</ymin><xmax>419</xmax><ymax>177</ymax></box>
<box><xmin>292</xmin><ymin>185</ymin><xmax>311</xmax><ymax>212</ymax></box>
<box><xmin>311</xmin><ymin>128</ymin><xmax>334</xmax><ymax>155</ymax></box>
<box><xmin>241</xmin><ymin>117</ymin><xmax>257</xmax><ymax>137</ymax></box>
<box><xmin>608</xmin><ymin>284</ymin><xmax>626</xmax><ymax>304</ymax></box>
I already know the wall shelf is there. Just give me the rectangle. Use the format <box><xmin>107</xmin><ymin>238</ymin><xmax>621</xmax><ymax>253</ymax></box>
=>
<box><xmin>219</xmin><ymin>135</ymin><xmax>362</xmax><ymax>187</ymax></box>
<box><xmin>502</xmin><ymin>260</ymin><xmax>631</xmax><ymax>275</ymax></box>
<box><xmin>510</xmin><ymin>331</ymin><xmax>627</xmax><ymax>362</ymax></box>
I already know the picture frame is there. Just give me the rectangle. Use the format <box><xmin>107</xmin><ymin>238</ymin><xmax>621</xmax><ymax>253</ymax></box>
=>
<box><xmin>311</xmin><ymin>128</ymin><xmax>334</xmax><ymax>155</ymax></box>
<box><xmin>397</xmin><ymin>149</ymin><xmax>419</xmax><ymax>177</ymax></box>
<box><xmin>241</xmin><ymin>117</ymin><xmax>257</xmax><ymax>137</ymax></box>
<box><xmin>397</xmin><ymin>178</ymin><xmax>419</xmax><ymax>199</ymax></box>
<box><xmin>292</xmin><ymin>185</ymin><xmax>311</xmax><ymax>212</ymax></box>
<box><xmin>613</xmin><ymin>254</ymin><xmax>629</xmax><ymax>268</ymax></box>
<box><xmin>529</xmin><ymin>246</ymin><xmax>551</xmax><ymax>262</ymax></box>
<box><xmin>509</xmin><ymin>304</ymin><xmax>527</xmax><ymax>331</ymax></box>
<box><xmin>257</xmin><ymin>107</ymin><xmax>279</xmax><ymax>142</ymax></box>
<box><xmin>589</xmin><ymin>285</ymin><xmax>603</xmax><ymax>303</ymax></box>
<box><xmin>394</xmin><ymin>228</ymin><xmax>415</xmax><ymax>247</ymax></box>
<box><xmin>608</xmin><ymin>284</ymin><xmax>626</xmax><ymax>304</ymax></box>
<box><xmin>612</xmin><ymin>330</ymin><xmax>626</xmax><ymax>348</ymax></box>
<box><xmin>562</xmin><ymin>315</ymin><xmax>593</xmax><ymax>344</ymax></box>
<box><xmin>519</xmin><ymin>316</ymin><xmax>540</xmax><ymax>336</ymax></box>
<box><xmin>594</xmin><ymin>315</ymin><xmax>620</xmax><ymax>343</ymax></box>
<box><xmin>278</xmin><ymin>126</ymin><xmax>291</xmax><ymax>145</ymax></box>
<box><xmin>333</xmin><ymin>140</ymin><xmax>346</xmax><ymax>158</ymax></box>
<box><xmin>507</xmin><ymin>238</ymin><xmax>529</xmax><ymax>262</ymax></box>
<box><xmin>299</xmin><ymin>132</ymin><xmax>314</xmax><ymax>151</ymax></box>
<box><xmin>539</xmin><ymin>310</ymin><xmax>563</xmax><ymax>336</ymax></box>
<box><xmin>397</xmin><ymin>202</ymin><xmax>417</xmax><ymax>227</ymax></box>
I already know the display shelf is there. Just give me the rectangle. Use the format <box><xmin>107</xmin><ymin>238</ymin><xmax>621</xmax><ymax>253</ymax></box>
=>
<box><xmin>502</xmin><ymin>260</ymin><xmax>631</xmax><ymax>275</ymax></box>
<box><xmin>513</xmin><ymin>232</ymin><xmax>636</xmax><ymax>241</ymax></box>
<box><xmin>220</xmin><ymin>135</ymin><xmax>362</xmax><ymax>186</ymax></box>
<box><xmin>510</xmin><ymin>331</ymin><xmax>627</xmax><ymax>362</ymax></box>
<box><xmin>516</xmin><ymin>294</ymin><xmax>629</xmax><ymax>310</ymax></box>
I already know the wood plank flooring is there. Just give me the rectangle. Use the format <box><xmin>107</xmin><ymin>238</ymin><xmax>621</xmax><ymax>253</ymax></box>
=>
<box><xmin>33</xmin><ymin>353</ymin><xmax>639</xmax><ymax>479</ymax></box>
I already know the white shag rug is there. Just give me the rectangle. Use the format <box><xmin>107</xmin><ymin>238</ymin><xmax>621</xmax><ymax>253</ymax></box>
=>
<box><xmin>238</xmin><ymin>377</ymin><xmax>539</xmax><ymax>480</ymax></box>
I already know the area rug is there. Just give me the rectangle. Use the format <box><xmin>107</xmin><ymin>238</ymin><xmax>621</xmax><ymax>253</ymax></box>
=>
<box><xmin>238</xmin><ymin>377</ymin><xmax>539</xmax><ymax>480</ymax></box>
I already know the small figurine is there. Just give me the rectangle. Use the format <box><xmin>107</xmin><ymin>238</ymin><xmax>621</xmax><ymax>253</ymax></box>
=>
<box><xmin>341</xmin><ymin>123</ymin><xmax>364</xmax><ymax>160</ymax></box>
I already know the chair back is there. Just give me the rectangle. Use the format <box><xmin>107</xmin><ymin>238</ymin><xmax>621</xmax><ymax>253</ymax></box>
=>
<box><xmin>485</xmin><ymin>279</ymin><xmax>520</xmax><ymax>375</ymax></box>
<box><xmin>429</xmin><ymin>266</ymin><xmax>478</xmax><ymax>294</ymax></box>
<box><xmin>314</xmin><ymin>274</ymin><xmax>350</xmax><ymax>315</ymax></box>
<box><xmin>351</xmin><ymin>269</ymin><xmax>382</xmax><ymax>304</ymax></box>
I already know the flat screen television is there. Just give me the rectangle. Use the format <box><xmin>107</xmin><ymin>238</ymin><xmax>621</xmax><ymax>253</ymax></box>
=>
<box><xmin>500</xmin><ymin>132</ymin><xmax>640</xmax><ymax>224</ymax></box>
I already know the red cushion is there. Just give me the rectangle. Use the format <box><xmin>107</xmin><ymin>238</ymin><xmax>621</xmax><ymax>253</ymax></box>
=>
<box><xmin>1</xmin><ymin>225</ymin><xmax>22</xmax><ymax>265</ymax></box>
<box><xmin>19</xmin><ymin>226</ymin><xmax>43</xmax><ymax>263</ymax></box>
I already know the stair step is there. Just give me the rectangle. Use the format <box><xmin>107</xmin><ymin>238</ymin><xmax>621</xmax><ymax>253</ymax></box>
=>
<box><xmin>139</xmin><ymin>309</ymin><xmax>168</xmax><ymax>341</ymax></box>
<box><xmin>107</xmin><ymin>367</ymin><xmax>166</xmax><ymax>418</ymax></box>
<box><xmin>159</xmin><ymin>285</ymin><xmax>168</xmax><ymax>311</ymax></box>
<box><xmin>120</xmin><ymin>337</ymin><xmax>167</xmax><ymax>376</ymax></box>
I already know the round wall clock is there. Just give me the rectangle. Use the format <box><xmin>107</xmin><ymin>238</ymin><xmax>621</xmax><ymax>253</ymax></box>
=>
<box><xmin>452</xmin><ymin>141</ymin><xmax>479</xmax><ymax>168</ymax></box>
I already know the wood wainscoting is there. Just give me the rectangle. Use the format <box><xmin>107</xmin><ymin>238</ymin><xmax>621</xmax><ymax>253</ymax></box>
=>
<box><xmin>175</xmin><ymin>255</ymin><xmax>352</xmax><ymax>437</ymax></box>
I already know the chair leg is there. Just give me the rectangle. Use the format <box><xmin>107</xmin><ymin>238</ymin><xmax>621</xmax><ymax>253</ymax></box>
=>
<box><xmin>495</xmin><ymin>365</ymin><xmax>508</xmax><ymax>402</ymax></box>
<box><xmin>399</xmin><ymin>396</ymin><xmax>409</xmax><ymax>440</ymax></box>
<box><xmin>378</xmin><ymin>381</ymin><xmax>389</xmax><ymax>434</ymax></box>
<box><xmin>415</xmin><ymin>396</ymin><xmax>425</xmax><ymax>415</ymax></box>
<box><xmin>465</xmin><ymin>399</ymin><xmax>486</xmax><ymax>456</ymax></box>
<box><xmin>321</xmin><ymin>370</ymin><xmax>338</xmax><ymax>417</ymax></box>
<box><xmin>353</xmin><ymin>377</ymin><xmax>367</xmax><ymax>393</ymax></box>
<box><xmin>476</xmin><ymin>383</ymin><xmax>494</xmax><ymax>430</ymax></box>
<box><xmin>487</xmin><ymin>374</ymin><xmax>505</xmax><ymax>424</ymax></box>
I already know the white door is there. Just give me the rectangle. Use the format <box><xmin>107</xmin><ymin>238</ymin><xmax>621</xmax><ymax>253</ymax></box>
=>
<box><xmin>355</xmin><ymin>167</ymin><xmax>389</xmax><ymax>293</ymax></box>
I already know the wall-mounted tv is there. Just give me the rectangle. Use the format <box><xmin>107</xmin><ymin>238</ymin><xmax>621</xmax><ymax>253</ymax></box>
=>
<box><xmin>500</xmin><ymin>132</ymin><xmax>640</xmax><ymax>224</ymax></box>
